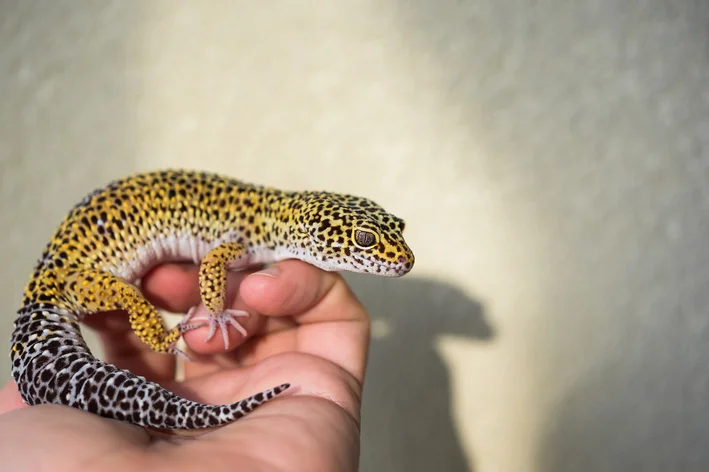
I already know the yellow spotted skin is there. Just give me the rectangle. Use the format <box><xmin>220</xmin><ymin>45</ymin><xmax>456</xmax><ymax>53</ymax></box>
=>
<box><xmin>10</xmin><ymin>169</ymin><xmax>414</xmax><ymax>430</ymax></box>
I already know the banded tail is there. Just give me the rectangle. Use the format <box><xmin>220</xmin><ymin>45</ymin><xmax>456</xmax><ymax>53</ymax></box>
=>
<box><xmin>10</xmin><ymin>305</ymin><xmax>289</xmax><ymax>430</ymax></box>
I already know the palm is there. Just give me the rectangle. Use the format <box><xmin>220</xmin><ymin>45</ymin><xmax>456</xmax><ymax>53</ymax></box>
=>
<box><xmin>0</xmin><ymin>261</ymin><xmax>368</xmax><ymax>472</ymax></box>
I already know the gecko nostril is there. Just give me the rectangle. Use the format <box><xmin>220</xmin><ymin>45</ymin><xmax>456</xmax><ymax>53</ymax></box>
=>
<box><xmin>398</xmin><ymin>256</ymin><xmax>406</xmax><ymax>264</ymax></box>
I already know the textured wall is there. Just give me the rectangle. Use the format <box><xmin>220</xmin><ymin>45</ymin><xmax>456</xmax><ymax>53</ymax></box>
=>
<box><xmin>1</xmin><ymin>1</ymin><xmax>708</xmax><ymax>471</ymax></box>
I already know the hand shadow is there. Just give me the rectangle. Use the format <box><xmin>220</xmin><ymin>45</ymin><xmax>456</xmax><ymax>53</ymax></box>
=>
<box><xmin>345</xmin><ymin>274</ymin><xmax>495</xmax><ymax>472</ymax></box>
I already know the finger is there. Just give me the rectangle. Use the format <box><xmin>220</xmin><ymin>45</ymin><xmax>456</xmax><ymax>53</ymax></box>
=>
<box><xmin>141</xmin><ymin>262</ymin><xmax>201</xmax><ymax>313</ymax></box>
<box><xmin>240</xmin><ymin>260</ymin><xmax>370</xmax><ymax>383</ymax></box>
<box><xmin>0</xmin><ymin>381</ymin><xmax>27</xmax><ymax>415</ymax></box>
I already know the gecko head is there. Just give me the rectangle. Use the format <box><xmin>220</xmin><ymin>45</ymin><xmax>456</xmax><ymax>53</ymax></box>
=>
<box><xmin>286</xmin><ymin>191</ymin><xmax>415</xmax><ymax>276</ymax></box>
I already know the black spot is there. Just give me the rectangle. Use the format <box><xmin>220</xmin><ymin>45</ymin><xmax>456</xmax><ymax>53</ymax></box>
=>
<box><xmin>99</xmin><ymin>392</ymin><xmax>111</xmax><ymax>407</ymax></box>
<box><xmin>40</xmin><ymin>368</ymin><xmax>53</xmax><ymax>383</ymax></box>
<box><xmin>115</xmin><ymin>390</ymin><xmax>127</xmax><ymax>404</ymax></box>
<box><xmin>113</xmin><ymin>375</ymin><xmax>126</xmax><ymax>387</ymax></box>
<box><xmin>56</xmin><ymin>372</ymin><xmax>70</xmax><ymax>386</ymax></box>
<box><xmin>44</xmin><ymin>387</ymin><xmax>57</xmax><ymax>402</ymax></box>
<box><xmin>165</xmin><ymin>402</ymin><xmax>178</xmax><ymax>416</ymax></box>
<box><xmin>149</xmin><ymin>410</ymin><xmax>161</xmax><ymax>424</ymax></box>
<box><xmin>87</xmin><ymin>399</ymin><xmax>99</xmax><ymax>413</ymax></box>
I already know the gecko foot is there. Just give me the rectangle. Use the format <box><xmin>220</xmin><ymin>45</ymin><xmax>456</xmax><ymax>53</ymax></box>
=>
<box><xmin>179</xmin><ymin>307</ymin><xmax>249</xmax><ymax>350</ymax></box>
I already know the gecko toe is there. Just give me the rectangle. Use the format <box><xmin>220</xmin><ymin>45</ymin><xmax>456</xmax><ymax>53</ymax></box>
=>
<box><xmin>200</xmin><ymin>310</ymin><xmax>250</xmax><ymax>350</ymax></box>
<box><xmin>170</xmin><ymin>346</ymin><xmax>193</xmax><ymax>363</ymax></box>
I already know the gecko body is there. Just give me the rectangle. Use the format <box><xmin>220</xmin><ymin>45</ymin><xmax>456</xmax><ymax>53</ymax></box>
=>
<box><xmin>10</xmin><ymin>170</ymin><xmax>414</xmax><ymax>430</ymax></box>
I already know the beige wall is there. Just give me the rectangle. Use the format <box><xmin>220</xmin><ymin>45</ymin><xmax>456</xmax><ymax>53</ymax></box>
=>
<box><xmin>2</xmin><ymin>2</ymin><xmax>708</xmax><ymax>471</ymax></box>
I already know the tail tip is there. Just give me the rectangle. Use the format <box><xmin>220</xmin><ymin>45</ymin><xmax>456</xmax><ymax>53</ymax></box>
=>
<box><xmin>274</xmin><ymin>383</ymin><xmax>291</xmax><ymax>395</ymax></box>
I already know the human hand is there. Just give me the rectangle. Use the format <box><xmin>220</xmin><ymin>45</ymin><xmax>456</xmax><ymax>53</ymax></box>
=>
<box><xmin>0</xmin><ymin>260</ymin><xmax>369</xmax><ymax>472</ymax></box>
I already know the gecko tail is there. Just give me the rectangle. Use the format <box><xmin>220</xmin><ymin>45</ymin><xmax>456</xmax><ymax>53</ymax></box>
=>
<box><xmin>10</xmin><ymin>306</ymin><xmax>290</xmax><ymax>430</ymax></box>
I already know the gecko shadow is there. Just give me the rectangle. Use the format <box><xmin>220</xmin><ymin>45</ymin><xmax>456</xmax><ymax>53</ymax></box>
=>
<box><xmin>344</xmin><ymin>274</ymin><xmax>494</xmax><ymax>472</ymax></box>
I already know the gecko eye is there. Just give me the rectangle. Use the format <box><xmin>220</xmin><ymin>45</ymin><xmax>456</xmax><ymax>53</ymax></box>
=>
<box><xmin>353</xmin><ymin>229</ymin><xmax>378</xmax><ymax>248</ymax></box>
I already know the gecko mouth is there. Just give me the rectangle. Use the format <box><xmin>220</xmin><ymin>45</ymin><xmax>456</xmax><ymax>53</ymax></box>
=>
<box><xmin>360</xmin><ymin>258</ymin><xmax>413</xmax><ymax>277</ymax></box>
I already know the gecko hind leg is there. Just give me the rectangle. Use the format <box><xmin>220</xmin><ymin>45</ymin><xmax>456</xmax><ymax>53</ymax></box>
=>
<box><xmin>65</xmin><ymin>269</ymin><xmax>191</xmax><ymax>361</ymax></box>
<box><xmin>178</xmin><ymin>242</ymin><xmax>251</xmax><ymax>350</ymax></box>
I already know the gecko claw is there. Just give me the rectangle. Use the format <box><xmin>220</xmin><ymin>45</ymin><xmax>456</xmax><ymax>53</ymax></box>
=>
<box><xmin>178</xmin><ymin>306</ymin><xmax>209</xmax><ymax>332</ymax></box>
<box><xmin>170</xmin><ymin>346</ymin><xmax>193</xmax><ymax>363</ymax></box>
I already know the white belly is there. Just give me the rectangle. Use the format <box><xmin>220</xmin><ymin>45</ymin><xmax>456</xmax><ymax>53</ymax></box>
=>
<box><xmin>102</xmin><ymin>232</ymin><xmax>280</xmax><ymax>284</ymax></box>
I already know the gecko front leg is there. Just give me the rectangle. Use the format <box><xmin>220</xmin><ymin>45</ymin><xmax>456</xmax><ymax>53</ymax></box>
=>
<box><xmin>179</xmin><ymin>242</ymin><xmax>251</xmax><ymax>350</ymax></box>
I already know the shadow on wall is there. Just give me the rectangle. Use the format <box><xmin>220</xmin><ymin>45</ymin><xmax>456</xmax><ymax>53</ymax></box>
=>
<box><xmin>345</xmin><ymin>274</ymin><xmax>494</xmax><ymax>472</ymax></box>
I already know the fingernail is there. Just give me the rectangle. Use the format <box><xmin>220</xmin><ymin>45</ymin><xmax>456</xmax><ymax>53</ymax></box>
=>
<box><xmin>253</xmin><ymin>265</ymin><xmax>280</xmax><ymax>279</ymax></box>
